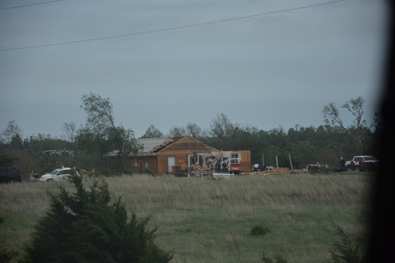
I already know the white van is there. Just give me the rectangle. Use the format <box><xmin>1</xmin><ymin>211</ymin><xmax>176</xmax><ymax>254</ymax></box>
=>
<box><xmin>39</xmin><ymin>167</ymin><xmax>79</xmax><ymax>182</ymax></box>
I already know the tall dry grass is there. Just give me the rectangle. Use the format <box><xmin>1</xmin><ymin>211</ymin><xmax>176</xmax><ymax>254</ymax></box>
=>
<box><xmin>105</xmin><ymin>173</ymin><xmax>371</xmax><ymax>210</ymax></box>
<box><xmin>0</xmin><ymin>173</ymin><xmax>372</xmax><ymax>262</ymax></box>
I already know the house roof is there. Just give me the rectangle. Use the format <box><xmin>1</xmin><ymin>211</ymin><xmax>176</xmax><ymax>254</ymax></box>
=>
<box><xmin>107</xmin><ymin>136</ymin><xmax>215</xmax><ymax>157</ymax></box>
<box><xmin>137</xmin><ymin>137</ymin><xmax>183</xmax><ymax>154</ymax></box>
<box><xmin>137</xmin><ymin>138</ymin><xmax>170</xmax><ymax>153</ymax></box>
<box><xmin>137</xmin><ymin>137</ymin><xmax>182</xmax><ymax>154</ymax></box>
<box><xmin>154</xmin><ymin>135</ymin><xmax>218</xmax><ymax>154</ymax></box>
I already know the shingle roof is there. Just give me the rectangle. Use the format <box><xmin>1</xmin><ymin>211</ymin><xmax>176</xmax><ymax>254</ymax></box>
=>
<box><xmin>137</xmin><ymin>137</ymin><xmax>183</xmax><ymax>154</ymax></box>
<box><xmin>137</xmin><ymin>138</ymin><xmax>171</xmax><ymax>153</ymax></box>
<box><xmin>107</xmin><ymin>136</ymin><xmax>199</xmax><ymax>157</ymax></box>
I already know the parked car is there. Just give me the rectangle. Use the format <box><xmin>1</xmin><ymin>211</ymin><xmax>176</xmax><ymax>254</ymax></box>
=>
<box><xmin>39</xmin><ymin>167</ymin><xmax>80</xmax><ymax>182</ymax></box>
<box><xmin>252</xmin><ymin>164</ymin><xmax>273</xmax><ymax>171</ymax></box>
<box><xmin>0</xmin><ymin>166</ymin><xmax>22</xmax><ymax>183</ymax></box>
<box><xmin>306</xmin><ymin>163</ymin><xmax>330</xmax><ymax>172</ymax></box>
<box><xmin>252</xmin><ymin>164</ymin><xmax>264</xmax><ymax>171</ymax></box>
<box><xmin>345</xmin><ymin>155</ymin><xmax>380</xmax><ymax>171</ymax></box>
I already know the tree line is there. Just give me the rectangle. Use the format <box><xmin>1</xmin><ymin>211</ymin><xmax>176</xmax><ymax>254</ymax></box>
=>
<box><xmin>0</xmin><ymin>93</ymin><xmax>380</xmax><ymax>176</ymax></box>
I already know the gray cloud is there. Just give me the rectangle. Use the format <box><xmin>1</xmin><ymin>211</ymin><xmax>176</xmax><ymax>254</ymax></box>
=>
<box><xmin>0</xmin><ymin>0</ymin><xmax>388</xmax><ymax>138</ymax></box>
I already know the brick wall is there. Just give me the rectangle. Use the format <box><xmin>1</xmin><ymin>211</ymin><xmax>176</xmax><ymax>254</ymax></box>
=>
<box><xmin>124</xmin><ymin>156</ymin><xmax>158</xmax><ymax>175</ymax></box>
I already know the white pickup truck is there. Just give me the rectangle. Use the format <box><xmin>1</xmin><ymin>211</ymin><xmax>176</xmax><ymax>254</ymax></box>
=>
<box><xmin>345</xmin><ymin>155</ymin><xmax>380</xmax><ymax>171</ymax></box>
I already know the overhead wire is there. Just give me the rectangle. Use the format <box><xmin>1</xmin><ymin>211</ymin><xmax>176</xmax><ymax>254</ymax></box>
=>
<box><xmin>0</xmin><ymin>0</ymin><xmax>345</xmax><ymax>52</ymax></box>
<box><xmin>0</xmin><ymin>0</ymin><xmax>63</xmax><ymax>10</ymax></box>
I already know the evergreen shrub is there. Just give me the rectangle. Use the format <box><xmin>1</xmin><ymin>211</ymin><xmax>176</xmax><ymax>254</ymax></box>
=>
<box><xmin>250</xmin><ymin>225</ymin><xmax>271</xmax><ymax>237</ymax></box>
<box><xmin>329</xmin><ymin>223</ymin><xmax>365</xmax><ymax>263</ymax></box>
<box><xmin>22</xmin><ymin>176</ymin><xmax>172</xmax><ymax>263</ymax></box>
<box><xmin>261</xmin><ymin>252</ymin><xmax>289</xmax><ymax>263</ymax></box>
<box><xmin>136</xmin><ymin>167</ymin><xmax>156</xmax><ymax>176</ymax></box>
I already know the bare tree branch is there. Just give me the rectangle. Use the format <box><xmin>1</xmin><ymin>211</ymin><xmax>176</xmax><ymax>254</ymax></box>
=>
<box><xmin>323</xmin><ymin>96</ymin><xmax>377</xmax><ymax>154</ymax></box>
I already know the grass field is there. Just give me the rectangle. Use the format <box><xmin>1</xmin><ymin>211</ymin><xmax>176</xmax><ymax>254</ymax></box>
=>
<box><xmin>0</xmin><ymin>172</ymin><xmax>372</xmax><ymax>262</ymax></box>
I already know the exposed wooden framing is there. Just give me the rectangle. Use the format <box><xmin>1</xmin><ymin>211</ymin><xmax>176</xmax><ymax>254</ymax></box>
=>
<box><xmin>276</xmin><ymin>155</ymin><xmax>279</xmax><ymax>168</ymax></box>
<box><xmin>289</xmin><ymin>154</ymin><xmax>293</xmax><ymax>171</ymax></box>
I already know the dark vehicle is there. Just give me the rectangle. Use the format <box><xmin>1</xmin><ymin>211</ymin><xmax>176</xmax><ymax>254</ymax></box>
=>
<box><xmin>0</xmin><ymin>166</ymin><xmax>22</xmax><ymax>183</ymax></box>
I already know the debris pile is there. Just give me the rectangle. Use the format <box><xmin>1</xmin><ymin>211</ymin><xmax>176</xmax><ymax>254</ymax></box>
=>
<box><xmin>247</xmin><ymin>167</ymin><xmax>306</xmax><ymax>176</ymax></box>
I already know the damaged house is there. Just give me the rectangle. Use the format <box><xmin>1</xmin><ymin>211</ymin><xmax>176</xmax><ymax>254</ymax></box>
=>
<box><xmin>111</xmin><ymin>135</ymin><xmax>251</xmax><ymax>175</ymax></box>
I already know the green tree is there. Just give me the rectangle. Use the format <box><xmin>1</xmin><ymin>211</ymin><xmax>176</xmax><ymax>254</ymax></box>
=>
<box><xmin>323</xmin><ymin>96</ymin><xmax>377</xmax><ymax>155</ymax></box>
<box><xmin>61</xmin><ymin>122</ymin><xmax>77</xmax><ymax>166</ymax></box>
<box><xmin>264</xmin><ymin>127</ymin><xmax>290</xmax><ymax>167</ymax></box>
<box><xmin>61</xmin><ymin>122</ymin><xmax>76</xmax><ymax>144</ymax></box>
<box><xmin>141</xmin><ymin>125</ymin><xmax>164</xmax><ymax>138</ymax></box>
<box><xmin>168</xmin><ymin>126</ymin><xmax>186</xmax><ymax>137</ymax></box>
<box><xmin>185</xmin><ymin>122</ymin><xmax>203</xmax><ymax>138</ymax></box>
<box><xmin>0</xmin><ymin>153</ymin><xmax>19</xmax><ymax>167</ymax></box>
<box><xmin>77</xmin><ymin>93</ymin><xmax>140</xmax><ymax>170</ymax></box>
<box><xmin>166</xmin><ymin>123</ymin><xmax>203</xmax><ymax>139</ymax></box>
<box><xmin>1</xmin><ymin>122</ymin><xmax>76</xmax><ymax>175</ymax></box>
<box><xmin>21</xmin><ymin>134</ymin><xmax>74</xmax><ymax>175</ymax></box>
<box><xmin>0</xmin><ymin>120</ymin><xmax>24</xmax><ymax>151</ymax></box>
<box><xmin>0</xmin><ymin>248</ymin><xmax>18</xmax><ymax>263</ymax></box>
<box><xmin>208</xmin><ymin>113</ymin><xmax>237</xmax><ymax>150</ymax></box>
<box><xmin>329</xmin><ymin>223</ymin><xmax>365</xmax><ymax>263</ymax></box>
<box><xmin>22</xmin><ymin>176</ymin><xmax>173</xmax><ymax>263</ymax></box>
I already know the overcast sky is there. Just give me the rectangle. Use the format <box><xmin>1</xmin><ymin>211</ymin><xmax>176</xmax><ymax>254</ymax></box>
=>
<box><xmin>0</xmin><ymin>0</ymin><xmax>389</xmax><ymax>139</ymax></box>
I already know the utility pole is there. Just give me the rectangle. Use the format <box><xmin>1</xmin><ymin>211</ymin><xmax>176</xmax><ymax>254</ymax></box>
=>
<box><xmin>262</xmin><ymin>153</ymin><xmax>264</xmax><ymax>166</ymax></box>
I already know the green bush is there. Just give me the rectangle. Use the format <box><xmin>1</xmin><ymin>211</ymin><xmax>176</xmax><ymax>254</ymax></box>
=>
<box><xmin>250</xmin><ymin>225</ymin><xmax>271</xmax><ymax>237</ymax></box>
<box><xmin>0</xmin><ymin>248</ymin><xmax>18</xmax><ymax>263</ymax></box>
<box><xmin>21</xmin><ymin>176</ymin><xmax>172</xmax><ymax>263</ymax></box>
<box><xmin>261</xmin><ymin>252</ymin><xmax>289</xmax><ymax>263</ymax></box>
<box><xmin>95</xmin><ymin>165</ymin><xmax>121</xmax><ymax>176</ymax></box>
<box><xmin>94</xmin><ymin>165</ymin><xmax>133</xmax><ymax>176</ymax></box>
<box><xmin>329</xmin><ymin>223</ymin><xmax>365</xmax><ymax>263</ymax></box>
<box><xmin>136</xmin><ymin>167</ymin><xmax>156</xmax><ymax>176</ymax></box>
<box><xmin>141</xmin><ymin>167</ymin><xmax>155</xmax><ymax>176</ymax></box>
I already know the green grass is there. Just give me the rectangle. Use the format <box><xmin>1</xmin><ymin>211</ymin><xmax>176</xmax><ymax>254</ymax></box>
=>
<box><xmin>0</xmin><ymin>173</ymin><xmax>372</xmax><ymax>262</ymax></box>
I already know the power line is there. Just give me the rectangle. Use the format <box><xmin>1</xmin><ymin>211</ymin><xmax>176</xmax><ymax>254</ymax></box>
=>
<box><xmin>0</xmin><ymin>0</ymin><xmax>345</xmax><ymax>52</ymax></box>
<box><xmin>0</xmin><ymin>0</ymin><xmax>63</xmax><ymax>10</ymax></box>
